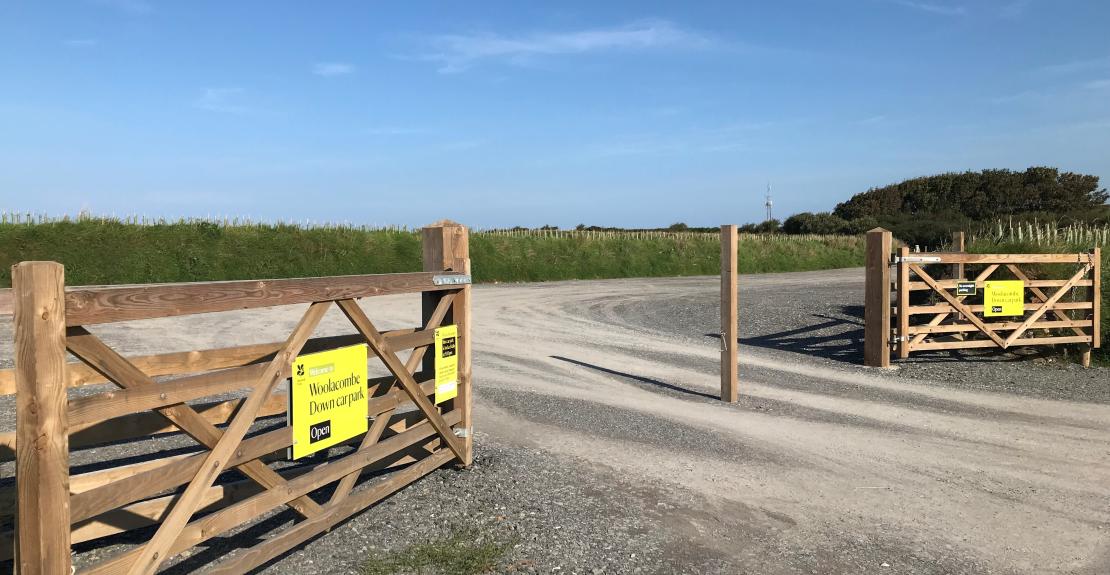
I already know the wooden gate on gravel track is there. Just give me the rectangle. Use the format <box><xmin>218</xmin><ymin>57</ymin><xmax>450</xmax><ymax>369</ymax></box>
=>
<box><xmin>0</xmin><ymin>222</ymin><xmax>473</xmax><ymax>574</ymax></box>
<box><xmin>864</xmin><ymin>228</ymin><xmax>1102</xmax><ymax>368</ymax></box>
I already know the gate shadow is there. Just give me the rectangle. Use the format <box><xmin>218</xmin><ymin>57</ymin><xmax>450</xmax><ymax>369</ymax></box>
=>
<box><xmin>549</xmin><ymin>355</ymin><xmax>718</xmax><ymax>401</ymax></box>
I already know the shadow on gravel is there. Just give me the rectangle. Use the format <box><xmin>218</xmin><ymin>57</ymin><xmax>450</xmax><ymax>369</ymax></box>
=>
<box><xmin>550</xmin><ymin>355</ymin><xmax>718</xmax><ymax>400</ymax></box>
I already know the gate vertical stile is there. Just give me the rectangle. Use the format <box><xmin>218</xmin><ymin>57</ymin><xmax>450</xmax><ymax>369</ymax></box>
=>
<box><xmin>422</xmin><ymin>221</ymin><xmax>473</xmax><ymax>465</ymax></box>
<box><xmin>898</xmin><ymin>245</ymin><xmax>910</xmax><ymax>359</ymax></box>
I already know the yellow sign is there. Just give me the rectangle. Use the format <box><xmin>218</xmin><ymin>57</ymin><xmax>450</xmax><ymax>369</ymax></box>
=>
<box><xmin>434</xmin><ymin>325</ymin><xmax>458</xmax><ymax>404</ymax></box>
<box><xmin>984</xmin><ymin>280</ymin><xmax>1024</xmax><ymax>317</ymax></box>
<box><xmin>289</xmin><ymin>344</ymin><xmax>368</xmax><ymax>459</ymax></box>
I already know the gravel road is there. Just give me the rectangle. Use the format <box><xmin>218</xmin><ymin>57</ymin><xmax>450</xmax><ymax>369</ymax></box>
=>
<box><xmin>2</xmin><ymin>268</ymin><xmax>1108</xmax><ymax>574</ymax></box>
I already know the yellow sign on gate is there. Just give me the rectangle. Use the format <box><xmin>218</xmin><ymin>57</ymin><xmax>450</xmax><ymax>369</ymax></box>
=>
<box><xmin>434</xmin><ymin>325</ymin><xmax>459</xmax><ymax>404</ymax></box>
<box><xmin>289</xmin><ymin>344</ymin><xmax>369</xmax><ymax>459</ymax></box>
<box><xmin>984</xmin><ymin>280</ymin><xmax>1025</xmax><ymax>317</ymax></box>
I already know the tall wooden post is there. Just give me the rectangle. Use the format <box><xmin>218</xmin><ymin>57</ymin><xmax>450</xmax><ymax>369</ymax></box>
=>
<box><xmin>951</xmin><ymin>231</ymin><xmax>966</xmax><ymax>284</ymax></box>
<box><xmin>12</xmin><ymin>261</ymin><xmax>71</xmax><ymax>574</ymax></box>
<box><xmin>720</xmin><ymin>225</ymin><xmax>738</xmax><ymax>402</ymax></box>
<box><xmin>1084</xmin><ymin>247</ymin><xmax>1101</xmax><ymax>368</ymax></box>
<box><xmin>422</xmin><ymin>221</ymin><xmax>472</xmax><ymax>466</ymax></box>
<box><xmin>864</xmin><ymin>229</ymin><xmax>892</xmax><ymax>367</ymax></box>
<box><xmin>897</xmin><ymin>245</ymin><xmax>910</xmax><ymax>359</ymax></box>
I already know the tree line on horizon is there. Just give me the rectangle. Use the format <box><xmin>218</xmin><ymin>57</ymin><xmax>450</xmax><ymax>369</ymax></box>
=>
<box><xmin>744</xmin><ymin>167</ymin><xmax>1109</xmax><ymax>245</ymax></box>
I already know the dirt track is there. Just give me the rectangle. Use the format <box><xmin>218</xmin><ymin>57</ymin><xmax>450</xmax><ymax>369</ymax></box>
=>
<box><xmin>2</xmin><ymin>268</ymin><xmax>1108</xmax><ymax>574</ymax></box>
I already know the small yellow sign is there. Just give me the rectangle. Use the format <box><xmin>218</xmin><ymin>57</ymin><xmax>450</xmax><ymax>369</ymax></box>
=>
<box><xmin>984</xmin><ymin>280</ymin><xmax>1025</xmax><ymax>317</ymax></box>
<box><xmin>434</xmin><ymin>325</ymin><xmax>458</xmax><ymax>404</ymax></box>
<box><xmin>289</xmin><ymin>344</ymin><xmax>368</xmax><ymax>459</ymax></box>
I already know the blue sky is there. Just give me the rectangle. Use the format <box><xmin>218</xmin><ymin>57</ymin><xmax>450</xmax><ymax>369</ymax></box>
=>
<box><xmin>1</xmin><ymin>1</ymin><xmax>1108</xmax><ymax>228</ymax></box>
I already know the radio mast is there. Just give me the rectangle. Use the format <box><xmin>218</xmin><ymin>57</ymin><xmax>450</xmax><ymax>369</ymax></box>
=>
<box><xmin>764</xmin><ymin>183</ymin><xmax>773</xmax><ymax>221</ymax></box>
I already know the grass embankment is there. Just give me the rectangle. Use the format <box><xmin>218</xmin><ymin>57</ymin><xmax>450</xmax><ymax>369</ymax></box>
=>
<box><xmin>0</xmin><ymin>218</ymin><xmax>866</xmax><ymax>287</ymax></box>
<box><xmin>968</xmin><ymin>235</ymin><xmax>1108</xmax><ymax>363</ymax></box>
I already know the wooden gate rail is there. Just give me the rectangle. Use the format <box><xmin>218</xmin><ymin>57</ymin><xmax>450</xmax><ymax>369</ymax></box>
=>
<box><xmin>1</xmin><ymin>221</ymin><xmax>474</xmax><ymax>574</ymax></box>
<box><xmin>864</xmin><ymin>228</ymin><xmax>1101</xmax><ymax>367</ymax></box>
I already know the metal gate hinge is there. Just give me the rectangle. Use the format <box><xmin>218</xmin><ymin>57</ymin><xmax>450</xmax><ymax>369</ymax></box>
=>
<box><xmin>453</xmin><ymin>427</ymin><xmax>472</xmax><ymax>438</ymax></box>
<box><xmin>894</xmin><ymin>256</ymin><xmax>942</xmax><ymax>264</ymax></box>
<box><xmin>433</xmin><ymin>274</ymin><xmax>472</xmax><ymax>286</ymax></box>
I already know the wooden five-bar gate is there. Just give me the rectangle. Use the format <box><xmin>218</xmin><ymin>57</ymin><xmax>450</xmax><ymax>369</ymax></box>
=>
<box><xmin>865</xmin><ymin>228</ymin><xmax>1102</xmax><ymax>368</ymax></box>
<box><xmin>0</xmin><ymin>222</ymin><xmax>473</xmax><ymax>574</ymax></box>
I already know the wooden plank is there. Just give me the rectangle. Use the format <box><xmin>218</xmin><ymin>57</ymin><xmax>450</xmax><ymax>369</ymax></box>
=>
<box><xmin>910</xmin><ymin>264</ymin><xmax>1008</xmax><ymax>349</ymax></box>
<box><xmin>908</xmin><ymin>264</ymin><xmax>1000</xmax><ymax>347</ymax></box>
<box><xmin>904</xmin><ymin>301</ymin><xmax>1093</xmax><ymax>315</ymax></box>
<box><xmin>207</xmin><ymin>449</ymin><xmax>454</xmax><ymax>575</ymax></box>
<box><xmin>63</xmin><ymin>271</ymin><xmax>465</xmax><ymax>326</ymax></box>
<box><xmin>912</xmin><ymin>335</ymin><xmax>1091</xmax><ymax>351</ymax></box>
<box><xmin>1002</xmin><ymin>264</ymin><xmax>1091</xmax><ymax>347</ymax></box>
<box><xmin>907</xmin><ymin>279</ymin><xmax>1092</xmax><ymax>291</ymax></box>
<box><xmin>951</xmin><ymin>231</ymin><xmax>965</xmax><ymax>282</ymax></box>
<box><xmin>901</xmin><ymin>253</ymin><xmax>1090</xmax><ymax>264</ymax></box>
<box><xmin>1005</xmin><ymin>264</ymin><xmax>1088</xmax><ymax>340</ymax></box>
<box><xmin>1093</xmin><ymin>247</ymin><xmax>1102</xmax><ymax>349</ymax></box>
<box><xmin>897</xmin><ymin>246</ymin><xmax>910</xmax><ymax>359</ymax></box>
<box><xmin>0</xmin><ymin>394</ymin><xmax>289</xmax><ymax>464</ymax></box>
<box><xmin>126</xmin><ymin>302</ymin><xmax>331</xmax><ymax>575</ymax></box>
<box><xmin>907</xmin><ymin>319</ymin><xmax>1093</xmax><ymax>335</ymax></box>
<box><xmin>67</xmin><ymin>363</ymin><xmax>264</xmax><ymax>428</ymax></box>
<box><xmin>864</xmin><ymin>228</ymin><xmax>892</xmax><ymax>367</ymax></box>
<box><xmin>65</xmin><ymin>328</ymin><xmax>325</xmax><ymax>523</ymax></box>
<box><xmin>720</xmin><ymin>224</ymin><xmax>738</xmax><ymax>401</ymax></box>
<box><xmin>0</xmin><ymin>328</ymin><xmax>429</xmax><ymax>397</ymax></box>
<box><xmin>83</xmin><ymin>410</ymin><xmax>461</xmax><ymax>575</ymax></box>
<box><xmin>12</xmin><ymin>261</ymin><xmax>72</xmax><ymax>575</ymax></box>
<box><xmin>338</xmin><ymin>298</ymin><xmax>467</xmax><ymax>464</ymax></box>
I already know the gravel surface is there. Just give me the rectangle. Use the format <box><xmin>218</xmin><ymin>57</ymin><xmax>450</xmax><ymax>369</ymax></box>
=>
<box><xmin>2</xmin><ymin>269</ymin><xmax>1108</xmax><ymax>574</ymax></box>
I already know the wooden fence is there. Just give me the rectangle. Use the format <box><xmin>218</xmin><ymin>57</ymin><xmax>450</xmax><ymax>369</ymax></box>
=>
<box><xmin>864</xmin><ymin>228</ymin><xmax>1101</xmax><ymax>367</ymax></box>
<box><xmin>0</xmin><ymin>221</ymin><xmax>473</xmax><ymax>574</ymax></box>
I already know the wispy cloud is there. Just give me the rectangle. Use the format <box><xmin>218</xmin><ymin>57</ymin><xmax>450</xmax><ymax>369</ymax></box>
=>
<box><xmin>859</xmin><ymin>115</ymin><xmax>887</xmax><ymax>125</ymax></box>
<box><xmin>89</xmin><ymin>0</ymin><xmax>152</xmax><ymax>14</ymax></box>
<box><xmin>1036</xmin><ymin>55</ymin><xmax>1110</xmax><ymax>76</ymax></box>
<box><xmin>1083</xmin><ymin>78</ymin><xmax>1110</xmax><ymax>90</ymax></box>
<box><xmin>194</xmin><ymin>88</ymin><xmax>256</xmax><ymax>115</ymax></box>
<box><xmin>312</xmin><ymin>62</ymin><xmax>356</xmax><ymax>77</ymax></box>
<box><xmin>889</xmin><ymin>0</ymin><xmax>966</xmax><ymax>16</ymax></box>
<box><xmin>64</xmin><ymin>38</ymin><xmax>99</xmax><ymax>48</ymax></box>
<box><xmin>367</xmin><ymin>127</ymin><xmax>429</xmax><ymax>136</ymax></box>
<box><xmin>411</xmin><ymin>19</ymin><xmax>715</xmax><ymax>73</ymax></box>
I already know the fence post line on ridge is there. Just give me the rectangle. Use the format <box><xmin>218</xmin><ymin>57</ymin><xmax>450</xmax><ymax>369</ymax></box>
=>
<box><xmin>720</xmin><ymin>224</ymin><xmax>738</xmax><ymax>402</ymax></box>
<box><xmin>864</xmin><ymin>228</ymin><xmax>892</xmax><ymax>367</ymax></box>
<box><xmin>12</xmin><ymin>261</ymin><xmax>71</xmax><ymax>575</ymax></box>
<box><xmin>422</xmin><ymin>221</ymin><xmax>473</xmax><ymax>466</ymax></box>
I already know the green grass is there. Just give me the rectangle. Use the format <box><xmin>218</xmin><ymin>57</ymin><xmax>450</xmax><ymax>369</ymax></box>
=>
<box><xmin>968</xmin><ymin>237</ymin><xmax>1107</xmax><ymax>363</ymax></box>
<box><xmin>361</xmin><ymin>531</ymin><xmax>515</xmax><ymax>575</ymax></box>
<box><xmin>0</xmin><ymin>216</ymin><xmax>866</xmax><ymax>287</ymax></box>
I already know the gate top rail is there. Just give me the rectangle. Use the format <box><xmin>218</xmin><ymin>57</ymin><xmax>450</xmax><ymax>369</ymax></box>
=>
<box><xmin>0</xmin><ymin>270</ymin><xmax>469</xmax><ymax>325</ymax></box>
<box><xmin>893</xmin><ymin>252</ymin><xmax>1095</xmax><ymax>265</ymax></box>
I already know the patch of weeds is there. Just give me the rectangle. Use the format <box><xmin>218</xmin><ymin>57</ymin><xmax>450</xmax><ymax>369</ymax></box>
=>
<box><xmin>361</xmin><ymin>530</ymin><xmax>516</xmax><ymax>575</ymax></box>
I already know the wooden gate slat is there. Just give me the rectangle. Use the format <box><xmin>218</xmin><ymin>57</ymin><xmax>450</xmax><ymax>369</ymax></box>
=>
<box><xmin>1002</xmin><ymin>264</ymin><xmax>1092</xmax><ymax>347</ymax></box>
<box><xmin>909</xmin><ymin>264</ymin><xmax>1008</xmax><ymax>349</ymax></box>
<box><xmin>206</xmin><ymin>449</ymin><xmax>455</xmax><ymax>575</ymax></box>
<box><xmin>1005</xmin><ymin>264</ymin><xmax>1089</xmax><ymax>339</ymax></box>
<box><xmin>337</xmin><ymin>298</ymin><xmax>468</xmax><ymax>464</ymax></box>
<box><xmin>83</xmin><ymin>410</ymin><xmax>461</xmax><ymax>575</ymax></box>
<box><xmin>65</xmin><ymin>328</ymin><xmax>325</xmax><ymax>522</ymax></box>
<box><xmin>908</xmin><ymin>264</ymin><xmax>999</xmax><ymax>347</ymax></box>
<box><xmin>124</xmin><ymin>301</ymin><xmax>332</xmax><ymax>575</ymax></box>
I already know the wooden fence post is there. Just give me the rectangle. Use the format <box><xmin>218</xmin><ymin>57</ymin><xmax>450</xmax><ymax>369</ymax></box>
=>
<box><xmin>422</xmin><ymin>221</ymin><xmax>472</xmax><ymax>466</ymax></box>
<box><xmin>864</xmin><ymin>229</ymin><xmax>892</xmax><ymax>367</ymax></box>
<box><xmin>897</xmin><ymin>245</ymin><xmax>910</xmax><ymax>359</ymax></box>
<box><xmin>12</xmin><ymin>261</ymin><xmax>71</xmax><ymax>574</ymax></box>
<box><xmin>1093</xmin><ymin>247</ymin><xmax>1101</xmax><ymax>351</ymax></box>
<box><xmin>951</xmin><ymin>231</ymin><xmax>966</xmax><ymax>281</ymax></box>
<box><xmin>720</xmin><ymin>225</ymin><xmax>738</xmax><ymax>402</ymax></box>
